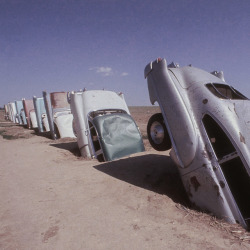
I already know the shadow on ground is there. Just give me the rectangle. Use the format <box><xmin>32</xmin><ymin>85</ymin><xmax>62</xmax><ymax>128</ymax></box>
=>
<box><xmin>50</xmin><ymin>141</ymin><xmax>81</xmax><ymax>156</ymax></box>
<box><xmin>36</xmin><ymin>131</ymin><xmax>53</xmax><ymax>139</ymax></box>
<box><xmin>94</xmin><ymin>154</ymin><xmax>190</xmax><ymax>207</ymax></box>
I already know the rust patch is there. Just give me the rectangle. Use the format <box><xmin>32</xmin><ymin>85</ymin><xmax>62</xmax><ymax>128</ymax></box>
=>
<box><xmin>239</xmin><ymin>132</ymin><xmax>246</xmax><ymax>144</ymax></box>
<box><xmin>219</xmin><ymin>181</ymin><xmax>225</xmax><ymax>188</ymax></box>
<box><xmin>202</xmin><ymin>99</ymin><xmax>208</xmax><ymax>104</ymax></box>
<box><xmin>233</xmin><ymin>103</ymin><xmax>239</xmax><ymax>118</ymax></box>
<box><xmin>190</xmin><ymin>176</ymin><xmax>201</xmax><ymax>192</ymax></box>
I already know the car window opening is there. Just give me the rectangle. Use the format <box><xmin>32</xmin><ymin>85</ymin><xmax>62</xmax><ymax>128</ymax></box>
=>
<box><xmin>88</xmin><ymin>120</ymin><xmax>104</xmax><ymax>162</ymax></box>
<box><xmin>203</xmin><ymin>114</ymin><xmax>235</xmax><ymax>159</ymax></box>
<box><xmin>203</xmin><ymin>114</ymin><xmax>250</xmax><ymax>229</ymax></box>
<box><xmin>206</xmin><ymin>83</ymin><xmax>248</xmax><ymax>100</ymax></box>
<box><xmin>88</xmin><ymin>109</ymin><xmax>126</xmax><ymax>119</ymax></box>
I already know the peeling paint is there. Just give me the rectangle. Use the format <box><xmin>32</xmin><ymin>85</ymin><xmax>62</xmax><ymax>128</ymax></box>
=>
<box><xmin>203</xmin><ymin>99</ymin><xmax>208</xmax><ymax>104</ymax></box>
<box><xmin>233</xmin><ymin>103</ymin><xmax>239</xmax><ymax>118</ymax></box>
<box><xmin>219</xmin><ymin>181</ymin><xmax>225</xmax><ymax>188</ymax></box>
<box><xmin>145</xmin><ymin>57</ymin><xmax>250</xmax><ymax>230</ymax></box>
<box><xmin>202</xmin><ymin>146</ymin><xmax>212</xmax><ymax>160</ymax></box>
<box><xmin>239</xmin><ymin>132</ymin><xmax>246</xmax><ymax>144</ymax></box>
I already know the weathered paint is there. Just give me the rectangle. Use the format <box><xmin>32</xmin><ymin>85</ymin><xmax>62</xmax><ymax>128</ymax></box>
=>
<box><xmin>22</xmin><ymin>99</ymin><xmax>35</xmax><ymax>129</ymax></box>
<box><xmin>50</xmin><ymin>92</ymin><xmax>70</xmax><ymax>109</ymax></box>
<box><xmin>145</xmin><ymin>58</ymin><xmax>250</xmax><ymax>229</ymax></box>
<box><xmin>70</xmin><ymin>90</ymin><xmax>143</xmax><ymax>160</ymax></box>
<box><xmin>33</xmin><ymin>96</ymin><xmax>48</xmax><ymax>133</ymax></box>
<box><xmin>43</xmin><ymin>91</ymin><xmax>75</xmax><ymax>139</ymax></box>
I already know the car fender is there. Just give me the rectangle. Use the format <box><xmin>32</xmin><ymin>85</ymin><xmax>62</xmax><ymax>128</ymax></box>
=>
<box><xmin>145</xmin><ymin>59</ymin><xmax>198</xmax><ymax>168</ymax></box>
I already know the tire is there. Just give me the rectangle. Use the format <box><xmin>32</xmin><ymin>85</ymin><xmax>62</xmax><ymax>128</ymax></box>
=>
<box><xmin>147</xmin><ymin>113</ymin><xmax>171</xmax><ymax>151</ymax></box>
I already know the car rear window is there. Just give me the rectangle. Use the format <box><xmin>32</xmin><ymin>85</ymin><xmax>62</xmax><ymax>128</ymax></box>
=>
<box><xmin>206</xmin><ymin>83</ymin><xmax>248</xmax><ymax>100</ymax></box>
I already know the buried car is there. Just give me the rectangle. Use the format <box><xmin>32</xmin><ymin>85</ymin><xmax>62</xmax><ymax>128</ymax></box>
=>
<box><xmin>22</xmin><ymin>98</ymin><xmax>36</xmax><ymax>129</ymax></box>
<box><xmin>4</xmin><ymin>104</ymin><xmax>10</xmax><ymax>121</ymax></box>
<box><xmin>144</xmin><ymin>58</ymin><xmax>250</xmax><ymax>230</ymax></box>
<box><xmin>15</xmin><ymin>100</ymin><xmax>27</xmax><ymax>125</ymax></box>
<box><xmin>43</xmin><ymin>91</ymin><xmax>75</xmax><ymax>139</ymax></box>
<box><xmin>8</xmin><ymin>102</ymin><xmax>18</xmax><ymax>123</ymax></box>
<box><xmin>33</xmin><ymin>96</ymin><xmax>50</xmax><ymax>133</ymax></box>
<box><xmin>70</xmin><ymin>90</ymin><xmax>145</xmax><ymax>162</ymax></box>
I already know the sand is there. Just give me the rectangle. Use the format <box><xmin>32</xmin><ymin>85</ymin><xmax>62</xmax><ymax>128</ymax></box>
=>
<box><xmin>0</xmin><ymin>107</ymin><xmax>249</xmax><ymax>250</ymax></box>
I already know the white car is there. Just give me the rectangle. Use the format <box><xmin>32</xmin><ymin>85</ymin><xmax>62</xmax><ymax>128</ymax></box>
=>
<box><xmin>70</xmin><ymin>90</ymin><xmax>145</xmax><ymax>161</ymax></box>
<box><xmin>144</xmin><ymin>58</ymin><xmax>250</xmax><ymax>229</ymax></box>
<box><xmin>8</xmin><ymin>102</ymin><xmax>18</xmax><ymax>123</ymax></box>
<box><xmin>33</xmin><ymin>96</ymin><xmax>50</xmax><ymax>133</ymax></box>
<box><xmin>43</xmin><ymin>91</ymin><xmax>76</xmax><ymax>139</ymax></box>
<box><xmin>15</xmin><ymin>100</ymin><xmax>27</xmax><ymax>125</ymax></box>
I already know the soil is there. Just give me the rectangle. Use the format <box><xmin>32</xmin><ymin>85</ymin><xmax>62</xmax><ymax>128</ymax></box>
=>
<box><xmin>0</xmin><ymin>107</ymin><xmax>250</xmax><ymax>250</ymax></box>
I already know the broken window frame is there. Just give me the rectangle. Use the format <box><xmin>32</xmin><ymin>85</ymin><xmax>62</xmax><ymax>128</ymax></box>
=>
<box><xmin>206</xmin><ymin>83</ymin><xmax>248</xmax><ymax>100</ymax></box>
<box><xmin>87</xmin><ymin>109</ymin><xmax>128</xmax><ymax>162</ymax></box>
<box><xmin>202</xmin><ymin>113</ymin><xmax>250</xmax><ymax>228</ymax></box>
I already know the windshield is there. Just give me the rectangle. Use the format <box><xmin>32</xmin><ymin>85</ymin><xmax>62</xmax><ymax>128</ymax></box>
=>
<box><xmin>206</xmin><ymin>83</ymin><xmax>248</xmax><ymax>100</ymax></box>
<box><xmin>88</xmin><ymin>109</ymin><xmax>127</xmax><ymax>119</ymax></box>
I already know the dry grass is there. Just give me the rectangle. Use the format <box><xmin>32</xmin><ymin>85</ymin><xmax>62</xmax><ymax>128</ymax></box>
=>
<box><xmin>176</xmin><ymin>203</ymin><xmax>250</xmax><ymax>246</ymax></box>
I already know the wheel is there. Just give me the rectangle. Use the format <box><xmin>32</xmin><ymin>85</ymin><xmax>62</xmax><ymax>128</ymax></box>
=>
<box><xmin>147</xmin><ymin>113</ymin><xmax>171</xmax><ymax>151</ymax></box>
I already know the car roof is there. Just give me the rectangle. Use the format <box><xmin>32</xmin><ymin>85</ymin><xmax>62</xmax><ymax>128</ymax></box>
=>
<box><xmin>169</xmin><ymin>66</ymin><xmax>226</xmax><ymax>88</ymax></box>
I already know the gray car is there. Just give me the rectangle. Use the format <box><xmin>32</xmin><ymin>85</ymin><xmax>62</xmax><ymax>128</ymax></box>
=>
<box><xmin>144</xmin><ymin>58</ymin><xmax>250</xmax><ymax>230</ymax></box>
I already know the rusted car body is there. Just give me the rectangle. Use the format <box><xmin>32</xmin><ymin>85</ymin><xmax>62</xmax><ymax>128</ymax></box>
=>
<box><xmin>33</xmin><ymin>96</ymin><xmax>49</xmax><ymax>133</ymax></box>
<box><xmin>22</xmin><ymin>99</ymin><xmax>36</xmax><ymax>129</ymax></box>
<box><xmin>144</xmin><ymin>58</ymin><xmax>250</xmax><ymax>229</ymax></box>
<box><xmin>70</xmin><ymin>90</ymin><xmax>144</xmax><ymax>161</ymax></box>
<box><xmin>43</xmin><ymin>91</ymin><xmax>75</xmax><ymax>139</ymax></box>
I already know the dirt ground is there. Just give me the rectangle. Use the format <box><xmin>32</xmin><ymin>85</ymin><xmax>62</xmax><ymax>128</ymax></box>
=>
<box><xmin>0</xmin><ymin>107</ymin><xmax>250</xmax><ymax>250</ymax></box>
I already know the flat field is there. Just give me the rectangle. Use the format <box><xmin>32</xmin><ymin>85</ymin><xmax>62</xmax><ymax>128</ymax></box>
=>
<box><xmin>0</xmin><ymin>107</ymin><xmax>249</xmax><ymax>250</ymax></box>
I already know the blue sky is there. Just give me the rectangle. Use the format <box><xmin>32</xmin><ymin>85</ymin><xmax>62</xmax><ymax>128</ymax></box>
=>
<box><xmin>0</xmin><ymin>0</ymin><xmax>249</xmax><ymax>107</ymax></box>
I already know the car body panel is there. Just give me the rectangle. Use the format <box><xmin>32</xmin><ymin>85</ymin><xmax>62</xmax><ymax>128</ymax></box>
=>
<box><xmin>8</xmin><ymin>102</ymin><xmax>18</xmax><ymax>123</ymax></box>
<box><xmin>70</xmin><ymin>90</ymin><xmax>144</xmax><ymax>160</ymax></box>
<box><xmin>4</xmin><ymin>104</ymin><xmax>9</xmax><ymax>120</ymax></box>
<box><xmin>15</xmin><ymin>100</ymin><xmax>27</xmax><ymax>125</ymax></box>
<box><xmin>91</xmin><ymin>113</ymin><xmax>145</xmax><ymax>161</ymax></box>
<box><xmin>145</xmin><ymin>58</ymin><xmax>250</xmax><ymax>229</ymax></box>
<box><xmin>29</xmin><ymin>110</ymin><xmax>38</xmax><ymax>129</ymax></box>
<box><xmin>43</xmin><ymin>91</ymin><xmax>75</xmax><ymax>139</ymax></box>
<box><xmin>53</xmin><ymin>109</ymin><xmax>75</xmax><ymax>138</ymax></box>
<box><xmin>22</xmin><ymin>99</ymin><xmax>35</xmax><ymax>129</ymax></box>
<box><xmin>33</xmin><ymin>96</ymin><xmax>49</xmax><ymax>133</ymax></box>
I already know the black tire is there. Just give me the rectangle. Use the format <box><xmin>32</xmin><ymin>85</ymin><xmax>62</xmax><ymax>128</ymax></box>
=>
<box><xmin>147</xmin><ymin>113</ymin><xmax>171</xmax><ymax>151</ymax></box>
